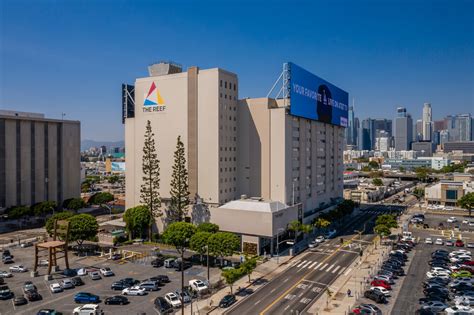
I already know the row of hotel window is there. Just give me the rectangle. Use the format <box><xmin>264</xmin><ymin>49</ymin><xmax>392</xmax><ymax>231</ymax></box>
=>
<box><xmin>220</xmin><ymin>80</ymin><xmax>237</xmax><ymax>91</ymax></box>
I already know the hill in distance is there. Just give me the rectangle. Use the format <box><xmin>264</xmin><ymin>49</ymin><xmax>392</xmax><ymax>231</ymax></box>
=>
<box><xmin>81</xmin><ymin>139</ymin><xmax>124</xmax><ymax>151</ymax></box>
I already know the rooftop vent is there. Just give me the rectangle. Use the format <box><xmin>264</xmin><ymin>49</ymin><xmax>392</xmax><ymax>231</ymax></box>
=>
<box><xmin>148</xmin><ymin>61</ymin><xmax>182</xmax><ymax>77</ymax></box>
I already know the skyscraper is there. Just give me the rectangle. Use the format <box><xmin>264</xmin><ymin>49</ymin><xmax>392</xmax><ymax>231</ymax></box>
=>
<box><xmin>415</xmin><ymin>119</ymin><xmax>423</xmax><ymax>142</ymax></box>
<box><xmin>422</xmin><ymin>103</ymin><xmax>432</xmax><ymax>141</ymax></box>
<box><xmin>394</xmin><ymin>107</ymin><xmax>413</xmax><ymax>151</ymax></box>
<box><xmin>360</xmin><ymin>118</ymin><xmax>376</xmax><ymax>150</ymax></box>
<box><xmin>345</xmin><ymin>105</ymin><xmax>356</xmax><ymax>146</ymax></box>
<box><xmin>444</xmin><ymin>114</ymin><xmax>472</xmax><ymax>141</ymax></box>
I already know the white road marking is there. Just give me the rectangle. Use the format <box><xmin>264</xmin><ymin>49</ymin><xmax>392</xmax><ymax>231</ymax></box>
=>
<box><xmin>338</xmin><ymin>267</ymin><xmax>346</xmax><ymax>275</ymax></box>
<box><xmin>344</xmin><ymin>268</ymin><xmax>352</xmax><ymax>276</ymax></box>
<box><xmin>319</xmin><ymin>263</ymin><xmax>329</xmax><ymax>271</ymax></box>
<box><xmin>297</xmin><ymin>260</ymin><xmax>307</xmax><ymax>268</ymax></box>
<box><xmin>254</xmin><ymin>299</ymin><xmax>261</xmax><ymax>305</ymax></box>
<box><xmin>314</xmin><ymin>262</ymin><xmax>323</xmax><ymax>270</ymax></box>
<box><xmin>270</xmin><ymin>288</ymin><xmax>276</xmax><ymax>293</ymax></box>
<box><xmin>291</xmin><ymin>260</ymin><xmax>301</xmax><ymax>267</ymax></box>
<box><xmin>326</xmin><ymin>264</ymin><xmax>335</xmax><ymax>272</ymax></box>
<box><xmin>284</xmin><ymin>305</ymin><xmax>290</xmax><ymax>311</ymax></box>
<box><xmin>332</xmin><ymin>266</ymin><xmax>341</xmax><ymax>273</ymax></box>
<box><xmin>283</xmin><ymin>277</ymin><xmax>290</xmax><ymax>283</ymax></box>
<box><xmin>308</xmin><ymin>261</ymin><xmax>318</xmax><ymax>269</ymax></box>
<box><xmin>301</xmin><ymin>261</ymin><xmax>312</xmax><ymax>269</ymax></box>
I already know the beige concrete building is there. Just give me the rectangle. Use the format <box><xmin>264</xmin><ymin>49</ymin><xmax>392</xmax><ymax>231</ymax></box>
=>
<box><xmin>0</xmin><ymin>110</ymin><xmax>81</xmax><ymax>210</ymax></box>
<box><xmin>125</xmin><ymin>63</ymin><xmax>239</xmax><ymax>230</ymax></box>
<box><xmin>124</xmin><ymin>63</ymin><xmax>345</xmax><ymax>243</ymax></box>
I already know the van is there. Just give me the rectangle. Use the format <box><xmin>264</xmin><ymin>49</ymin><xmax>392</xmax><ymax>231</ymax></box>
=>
<box><xmin>402</xmin><ymin>231</ymin><xmax>412</xmax><ymax>238</ymax></box>
<box><xmin>164</xmin><ymin>258</ymin><xmax>176</xmax><ymax>268</ymax></box>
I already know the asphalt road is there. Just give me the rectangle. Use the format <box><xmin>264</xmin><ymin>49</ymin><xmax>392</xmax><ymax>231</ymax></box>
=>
<box><xmin>225</xmin><ymin>210</ymin><xmax>382</xmax><ymax>315</ymax></box>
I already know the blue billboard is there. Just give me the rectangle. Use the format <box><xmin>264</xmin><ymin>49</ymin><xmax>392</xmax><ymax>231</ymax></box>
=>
<box><xmin>288</xmin><ymin>62</ymin><xmax>348</xmax><ymax>127</ymax></box>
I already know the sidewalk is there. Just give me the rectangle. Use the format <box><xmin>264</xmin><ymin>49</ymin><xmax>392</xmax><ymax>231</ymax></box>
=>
<box><xmin>180</xmin><ymin>253</ymin><xmax>298</xmax><ymax>315</ymax></box>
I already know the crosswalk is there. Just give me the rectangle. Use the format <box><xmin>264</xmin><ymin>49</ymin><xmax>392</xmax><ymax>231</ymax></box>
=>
<box><xmin>290</xmin><ymin>259</ymin><xmax>351</xmax><ymax>275</ymax></box>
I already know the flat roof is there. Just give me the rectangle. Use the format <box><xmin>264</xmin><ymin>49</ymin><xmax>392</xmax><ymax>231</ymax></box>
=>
<box><xmin>219</xmin><ymin>199</ymin><xmax>288</xmax><ymax>213</ymax></box>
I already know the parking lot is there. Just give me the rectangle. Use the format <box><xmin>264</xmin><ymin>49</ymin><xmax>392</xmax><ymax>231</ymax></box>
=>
<box><xmin>0</xmin><ymin>244</ymin><xmax>219</xmax><ymax>314</ymax></box>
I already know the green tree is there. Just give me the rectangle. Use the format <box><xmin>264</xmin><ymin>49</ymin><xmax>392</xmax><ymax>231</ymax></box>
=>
<box><xmin>240</xmin><ymin>257</ymin><xmax>257</xmax><ymax>283</ymax></box>
<box><xmin>361</xmin><ymin>166</ymin><xmax>371</xmax><ymax>172</ymax></box>
<box><xmin>399</xmin><ymin>166</ymin><xmax>406</xmax><ymax>173</ymax></box>
<box><xmin>372</xmin><ymin>178</ymin><xmax>384</xmax><ymax>186</ymax></box>
<box><xmin>368</xmin><ymin>161</ymin><xmax>379</xmax><ymax>169</ymax></box>
<box><xmin>190</xmin><ymin>231</ymin><xmax>212</xmax><ymax>263</ymax></box>
<box><xmin>288</xmin><ymin>220</ymin><xmax>302</xmax><ymax>243</ymax></box>
<box><xmin>123</xmin><ymin>205</ymin><xmax>152</xmax><ymax>240</ymax></box>
<box><xmin>375</xmin><ymin>214</ymin><xmax>398</xmax><ymax>229</ymax></box>
<box><xmin>108</xmin><ymin>175</ymin><xmax>120</xmax><ymax>184</ymax></box>
<box><xmin>162</xmin><ymin>222</ymin><xmax>196</xmax><ymax>314</ymax></box>
<box><xmin>89</xmin><ymin>192</ymin><xmax>114</xmax><ymax>207</ymax></box>
<box><xmin>208</xmin><ymin>232</ymin><xmax>240</xmax><ymax>264</ymax></box>
<box><xmin>314</xmin><ymin>217</ymin><xmax>331</xmax><ymax>234</ymax></box>
<box><xmin>415</xmin><ymin>167</ymin><xmax>431</xmax><ymax>182</ymax></box>
<box><xmin>374</xmin><ymin>224</ymin><xmax>391</xmax><ymax>238</ymax></box>
<box><xmin>68</xmin><ymin>214</ymin><xmax>99</xmax><ymax>245</ymax></box>
<box><xmin>459</xmin><ymin>192</ymin><xmax>474</xmax><ymax>217</ymax></box>
<box><xmin>63</xmin><ymin>198</ymin><xmax>86</xmax><ymax>212</ymax></box>
<box><xmin>81</xmin><ymin>181</ymin><xmax>91</xmax><ymax>193</ymax></box>
<box><xmin>140</xmin><ymin>120</ymin><xmax>161</xmax><ymax>240</ymax></box>
<box><xmin>167</xmin><ymin>136</ymin><xmax>190</xmax><ymax>223</ymax></box>
<box><xmin>45</xmin><ymin>211</ymin><xmax>75</xmax><ymax>236</ymax></box>
<box><xmin>7</xmin><ymin>206</ymin><xmax>33</xmax><ymax>220</ymax></box>
<box><xmin>222</xmin><ymin>268</ymin><xmax>243</xmax><ymax>294</ymax></box>
<box><xmin>31</xmin><ymin>201</ymin><xmax>57</xmax><ymax>216</ymax></box>
<box><xmin>300</xmin><ymin>224</ymin><xmax>313</xmax><ymax>238</ymax></box>
<box><xmin>413</xmin><ymin>187</ymin><xmax>425</xmax><ymax>201</ymax></box>
<box><xmin>197</xmin><ymin>222</ymin><xmax>219</xmax><ymax>233</ymax></box>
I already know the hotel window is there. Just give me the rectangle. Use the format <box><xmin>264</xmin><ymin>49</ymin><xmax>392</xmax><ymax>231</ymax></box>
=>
<box><xmin>225</xmin><ymin>81</ymin><xmax>227</xmax><ymax>88</ymax></box>
<box><xmin>220</xmin><ymin>80</ymin><xmax>223</xmax><ymax>87</ymax></box>
<box><xmin>229</xmin><ymin>83</ymin><xmax>232</xmax><ymax>90</ymax></box>
<box><xmin>234</xmin><ymin>84</ymin><xmax>236</xmax><ymax>91</ymax></box>
<box><xmin>225</xmin><ymin>94</ymin><xmax>227</xmax><ymax>99</ymax></box>
<box><xmin>220</xmin><ymin>93</ymin><xmax>222</xmax><ymax>98</ymax></box>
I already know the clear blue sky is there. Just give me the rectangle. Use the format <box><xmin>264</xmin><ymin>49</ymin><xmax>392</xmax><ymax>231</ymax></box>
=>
<box><xmin>1</xmin><ymin>0</ymin><xmax>473</xmax><ymax>141</ymax></box>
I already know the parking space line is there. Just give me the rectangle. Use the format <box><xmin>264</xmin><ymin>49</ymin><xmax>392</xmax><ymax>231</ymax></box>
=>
<box><xmin>332</xmin><ymin>266</ymin><xmax>341</xmax><ymax>274</ymax></box>
<box><xmin>326</xmin><ymin>264</ymin><xmax>335</xmax><ymax>273</ymax></box>
<box><xmin>319</xmin><ymin>263</ymin><xmax>329</xmax><ymax>271</ymax></box>
<box><xmin>296</xmin><ymin>260</ymin><xmax>307</xmax><ymax>268</ymax></box>
<box><xmin>314</xmin><ymin>262</ymin><xmax>323</xmax><ymax>270</ymax></box>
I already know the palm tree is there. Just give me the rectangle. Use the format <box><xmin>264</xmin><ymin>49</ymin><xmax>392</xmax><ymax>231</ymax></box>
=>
<box><xmin>314</xmin><ymin>217</ymin><xmax>331</xmax><ymax>235</ymax></box>
<box><xmin>288</xmin><ymin>220</ymin><xmax>302</xmax><ymax>244</ymax></box>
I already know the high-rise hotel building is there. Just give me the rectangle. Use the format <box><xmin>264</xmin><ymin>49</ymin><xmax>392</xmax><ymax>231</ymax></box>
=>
<box><xmin>124</xmin><ymin>62</ymin><xmax>344</xmax><ymax>230</ymax></box>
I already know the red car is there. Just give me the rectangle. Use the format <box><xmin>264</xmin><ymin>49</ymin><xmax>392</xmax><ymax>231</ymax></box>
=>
<box><xmin>370</xmin><ymin>279</ymin><xmax>391</xmax><ymax>290</ymax></box>
<box><xmin>463</xmin><ymin>261</ymin><xmax>474</xmax><ymax>266</ymax></box>
<box><xmin>456</xmin><ymin>240</ymin><xmax>465</xmax><ymax>247</ymax></box>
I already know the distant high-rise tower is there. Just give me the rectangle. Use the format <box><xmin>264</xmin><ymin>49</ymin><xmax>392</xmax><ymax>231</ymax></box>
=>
<box><xmin>346</xmin><ymin>105</ymin><xmax>356</xmax><ymax>146</ymax></box>
<box><xmin>422</xmin><ymin>103</ymin><xmax>432</xmax><ymax>141</ymax></box>
<box><xmin>415</xmin><ymin>119</ymin><xmax>423</xmax><ymax>141</ymax></box>
<box><xmin>395</xmin><ymin>107</ymin><xmax>413</xmax><ymax>151</ymax></box>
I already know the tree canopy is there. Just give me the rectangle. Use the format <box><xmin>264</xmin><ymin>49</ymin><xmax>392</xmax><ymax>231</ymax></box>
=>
<box><xmin>374</xmin><ymin>224</ymin><xmax>391</xmax><ymax>237</ymax></box>
<box><xmin>208</xmin><ymin>232</ymin><xmax>240</xmax><ymax>259</ymax></box>
<box><xmin>7</xmin><ymin>206</ymin><xmax>33</xmax><ymax>220</ymax></box>
<box><xmin>372</xmin><ymin>178</ymin><xmax>384</xmax><ymax>186</ymax></box>
<box><xmin>314</xmin><ymin>217</ymin><xmax>331</xmax><ymax>230</ymax></box>
<box><xmin>189</xmin><ymin>231</ymin><xmax>212</xmax><ymax>255</ymax></box>
<box><xmin>222</xmin><ymin>268</ymin><xmax>243</xmax><ymax>294</ymax></box>
<box><xmin>31</xmin><ymin>201</ymin><xmax>56</xmax><ymax>216</ymax></box>
<box><xmin>240</xmin><ymin>257</ymin><xmax>258</xmax><ymax>283</ymax></box>
<box><xmin>123</xmin><ymin>205</ymin><xmax>152</xmax><ymax>239</ymax></box>
<box><xmin>162</xmin><ymin>222</ymin><xmax>197</xmax><ymax>253</ymax></box>
<box><xmin>375</xmin><ymin>214</ymin><xmax>398</xmax><ymax>229</ymax></box>
<box><xmin>88</xmin><ymin>192</ymin><xmax>114</xmax><ymax>206</ymax></box>
<box><xmin>197</xmin><ymin>222</ymin><xmax>219</xmax><ymax>233</ymax></box>
<box><xmin>459</xmin><ymin>192</ymin><xmax>474</xmax><ymax>217</ymax></box>
<box><xmin>68</xmin><ymin>214</ymin><xmax>99</xmax><ymax>245</ymax></box>
<box><xmin>63</xmin><ymin>198</ymin><xmax>86</xmax><ymax>212</ymax></box>
<box><xmin>45</xmin><ymin>211</ymin><xmax>75</xmax><ymax>236</ymax></box>
<box><xmin>168</xmin><ymin>136</ymin><xmax>190</xmax><ymax>223</ymax></box>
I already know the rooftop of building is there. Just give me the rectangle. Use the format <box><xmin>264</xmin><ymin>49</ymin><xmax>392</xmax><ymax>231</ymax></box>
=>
<box><xmin>218</xmin><ymin>198</ymin><xmax>288</xmax><ymax>213</ymax></box>
<box><xmin>0</xmin><ymin>109</ymin><xmax>80</xmax><ymax>124</ymax></box>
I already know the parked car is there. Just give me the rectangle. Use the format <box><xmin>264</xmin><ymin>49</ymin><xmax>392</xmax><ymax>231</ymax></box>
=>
<box><xmin>13</xmin><ymin>296</ymin><xmax>28</xmax><ymax>306</ymax></box>
<box><xmin>175</xmin><ymin>261</ymin><xmax>192</xmax><ymax>271</ymax></box>
<box><xmin>352</xmin><ymin>304</ymin><xmax>382</xmax><ymax>315</ymax></box>
<box><xmin>448</xmin><ymin>217</ymin><xmax>458</xmax><ymax>223</ymax></box>
<box><xmin>189</xmin><ymin>279</ymin><xmax>208</xmax><ymax>292</ymax></box>
<box><xmin>370</xmin><ymin>280</ymin><xmax>391</xmax><ymax>290</ymax></box>
<box><xmin>370</xmin><ymin>287</ymin><xmax>391</xmax><ymax>297</ymax></box>
<box><xmin>139</xmin><ymin>281</ymin><xmax>160</xmax><ymax>291</ymax></box>
<box><xmin>165</xmin><ymin>292</ymin><xmax>182</xmax><ymax>308</ymax></box>
<box><xmin>71</xmin><ymin>277</ymin><xmax>84</xmax><ymax>286</ymax></box>
<box><xmin>109</xmin><ymin>253</ymin><xmax>122</xmax><ymax>261</ymax></box>
<box><xmin>99</xmin><ymin>268</ymin><xmax>114</xmax><ymax>277</ymax></box>
<box><xmin>89</xmin><ymin>271</ymin><xmax>101</xmax><ymax>280</ymax></box>
<box><xmin>25</xmin><ymin>289</ymin><xmax>42</xmax><ymax>301</ymax></box>
<box><xmin>9</xmin><ymin>265</ymin><xmax>27</xmax><ymax>273</ymax></box>
<box><xmin>23</xmin><ymin>281</ymin><xmax>37</xmax><ymax>292</ymax></box>
<box><xmin>50</xmin><ymin>283</ymin><xmax>63</xmax><ymax>293</ymax></box>
<box><xmin>154</xmin><ymin>296</ymin><xmax>173</xmax><ymax>314</ymax></box>
<box><xmin>364</xmin><ymin>290</ymin><xmax>387</xmax><ymax>303</ymax></box>
<box><xmin>446</xmin><ymin>240</ymin><xmax>455</xmax><ymax>246</ymax></box>
<box><xmin>122</xmin><ymin>286</ymin><xmax>146</xmax><ymax>296</ymax></box>
<box><xmin>63</xmin><ymin>268</ymin><xmax>77</xmax><ymax>277</ymax></box>
<box><xmin>20</xmin><ymin>242</ymin><xmax>33</xmax><ymax>248</ymax></box>
<box><xmin>164</xmin><ymin>259</ymin><xmax>176</xmax><ymax>268</ymax></box>
<box><xmin>104</xmin><ymin>295</ymin><xmax>129</xmax><ymax>305</ymax></box>
<box><xmin>374</xmin><ymin>275</ymin><xmax>395</xmax><ymax>284</ymax></box>
<box><xmin>154</xmin><ymin>275</ymin><xmax>170</xmax><ymax>283</ymax></box>
<box><xmin>308</xmin><ymin>240</ymin><xmax>319</xmax><ymax>248</ymax></box>
<box><xmin>151</xmin><ymin>258</ymin><xmax>164</xmax><ymax>267</ymax></box>
<box><xmin>0</xmin><ymin>285</ymin><xmax>13</xmax><ymax>300</ymax></box>
<box><xmin>72</xmin><ymin>304</ymin><xmax>103</xmax><ymax>315</ymax></box>
<box><xmin>0</xmin><ymin>271</ymin><xmax>12</xmax><ymax>278</ymax></box>
<box><xmin>445</xmin><ymin>306</ymin><xmax>474</xmax><ymax>314</ymax></box>
<box><xmin>425</xmin><ymin>238</ymin><xmax>433</xmax><ymax>244</ymax></box>
<box><xmin>456</xmin><ymin>240</ymin><xmax>465</xmax><ymax>247</ymax></box>
<box><xmin>435</xmin><ymin>239</ymin><xmax>444</xmax><ymax>245</ymax></box>
<box><xmin>315</xmin><ymin>236</ymin><xmax>325</xmax><ymax>243</ymax></box>
<box><xmin>219</xmin><ymin>294</ymin><xmax>236</xmax><ymax>308</ymax></box>
<box><xmin>74</xmin><ymin>292</ymin><xmax>100</xmax><ymax>303</ymax></box>
<box><xmin>420</xmin><ymin>301</ymin><xmax>449</xmax><ymax>313</ymax></box>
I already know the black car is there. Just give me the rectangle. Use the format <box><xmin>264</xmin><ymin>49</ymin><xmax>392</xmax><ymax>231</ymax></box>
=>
<box><xmin>364</xmin><ymin>290</ymin><xmax>387</xmax><ymax>303</ymax></box>
<box><xmin>111</xmin><ymin>281</ymin><xmax>130</xmax><ymax>291</ymax></box>
<box><xmin>0</xmin><ymin>278</ymin><xmax>4</xmax><ymax>285</ymax></box>
<box><xmin>175</xmin><ymin>261</ymin><xmax>192</xmax><ymax>271</ymax></box>
<box><xmin>219</xmin><ymin>294</ymin><xmax>236</xmax><ymax>308</ymax></box>
<box><xmin>2</xmin><ymin>250</ymin><xmax>12</xmax><ymax>259</ymax></box>
<box><xmin>424</xmin><ymin>291</ymin><xmax>450</xmax><ymax>301</ymax></box>
<box><xmin>0</xmin><ymin>286</ymin><xmax>13</xmax><ymax>300</ymax></box>
<box><xmin>154</xmin><ymin>296</ymin><xmax>173</xmax><ymax>314</ymax></box>
<box><xmin>71</xmin><ymin>277</ymin><xmax>84</xmax><ymax>286</ymax></box>
<box><xmin>381</xmin><ymin>265</ymin><xmax>404</xmax><ymax>276</ymax></box>
<box><xmin>424</xmin><ymin>287</ymin><xmax>449</xmax><ymax>295</ymax></box>
<box><xmin>25</xmin><ymin>289</ymin><xmax>42</xmax><ymax>301</ymax></box>
<box><xmin>63</xmin><ymin>269</ymin><xmax>77</xmax><ymax>277</ymax></box>
<box><xmin>121</xmin><ymin>278</ymin><xmax>140</xmax><ymax>286</ymax></box>
<box><xmin>110</xmin><ymin>253</ymin><xmax>122</xmax><ymax>260</ymax></box>
<box><xmin>419</xmin><ymin>296</ymin><xmax>446</xmax><ymax>304</ymax></box>
<box><xmin>153</xmin><ymin>275</ymin><xmax>170</xmax><ymax>283</ymax></box>
<box><xmin>151</xmin><ymin>258</ymin><xmax>164</xmax><ymax>268</ymax></box>
<box><xmin>13</xmin><ymin>296</ymin><xmax>28</xmax><ymax>306</ymax></box>
<box><xmin>416</xmin><ymin>309</ymin><xmax>436</xmax><ymax>315</ymax></box>
<box><xmin>105</xmin><ymin>295</ymin><xmax>129</xmax><ymax>305</ymax></box>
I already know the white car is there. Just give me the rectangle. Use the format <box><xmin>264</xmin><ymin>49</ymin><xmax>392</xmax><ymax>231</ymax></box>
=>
<box><xmin>425</xmin><ymin>238</ymin><xmax>433</xmax><ymax>244</ymax></box>
<box><xmin>73</xmin><ymin>304</ymin><xmax>102</xmax><ymax>315</ymax></box>
<box><xmin>431</xmin><ymin>267</ymin><xmax>452</xmax><ymax>274</ymax></box>
<box><xmin>89</xmin><ymin>271</ymin><xmax>101</xmax><ymax>280</ymax></box>
<box><xmin>189</xmin><ymin>279</ymin><xmax>208</xmax><ymax>292</ymax></box>
<box><xmin>463</xmin><ymin>220</ymin><xmax>470</xmax><ymax>224</ymax></box>
<box><xmin>49</xmin><ymin>282</ymin><xmax>63</xmax><ymax>293</ymax></box>
<box><xmin>0</xmin><ymin>270</ymin><xmax>12</xmax><ymax>278</ymax></box>
<box><xmin>435</xmin><ymin>238</ymin><xmax>444</xmax><ymax>245</ymax></box>
<box><xmin>370</xmin><ymin>286</ymin><xmax>391</xmax><ymax>297</ymax></box>
<box><xmin>374</xmin><ymin>275</ymin><xmax>394</xmax><ymax>284</ymax></box>
<box><xmin>451</xmin><ymin>255</ymin><xmax>472</xmax><ymax>263</ymax></box>
<box><xmin>469</xmin><ymin>222</ymin><xmax>474</xmax><ymax>227</ymax></box>
<box><xmin>165</xmin><ymin>292</ymin><xmax>182</xmax><ymax>308</ymax></box>
<box><xmin>38</xmin><ymin>259</ymin><xmax>49</xmax><ymax>267</ymax></box>
<box><xmin>448</xmin><ymin>217</ymin><xmax>458</xmax><ymax>223</ymax></box>
<box><xmin>99</xmin><ymin>267</ymin><xmax>114</xmax><ymax>277</ymax></box>
<box><xmin>426</xmin><ymin>271</ymin><xmax>450</xmax><ymax>279</ymax></box>
<box><xmin>446</xmin><ymin>207</ymin><xmax>454</xmax><ymax>211</ymax></box>
<box><xmin>455</xmin><ymin>296</ymin><xmax>474</xmax><ymax>306</ymax></box>
<box><xmin>122</xmin><ymin>285</ymin><xmax>146</xmax><ymax>296</ymax></box>
<box><xmin>450</xmin><ymin>250</ymin><xmax>471</xmax><ymax>257</ymax></box>
<box><xmin>421</xmin><ymin>301</ymin><xmax>449</xmax><ymax>312</ymax></box>
<box><xmin>60</xmin><ymin>279</ymin><xmax>75</xmax><ymax>289</ymax></box>
<box><xmin>315</xmin><ymin>236</ymin><xmax>325</xmax><ymax>243</ymax></box>
<box><xmin>9</xmin><ymin>265</ymin><xmax>27</xmax><ymax>273</ymax></box>
<box><xmin>308</xmin><ymin>240</ymin><xmax>318</xmax><ymax>248</ymax></box>
<box><xmin>445</xmin><ymin>305</ymin><xmax>474</xmax><ymax>314</ymax></box>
